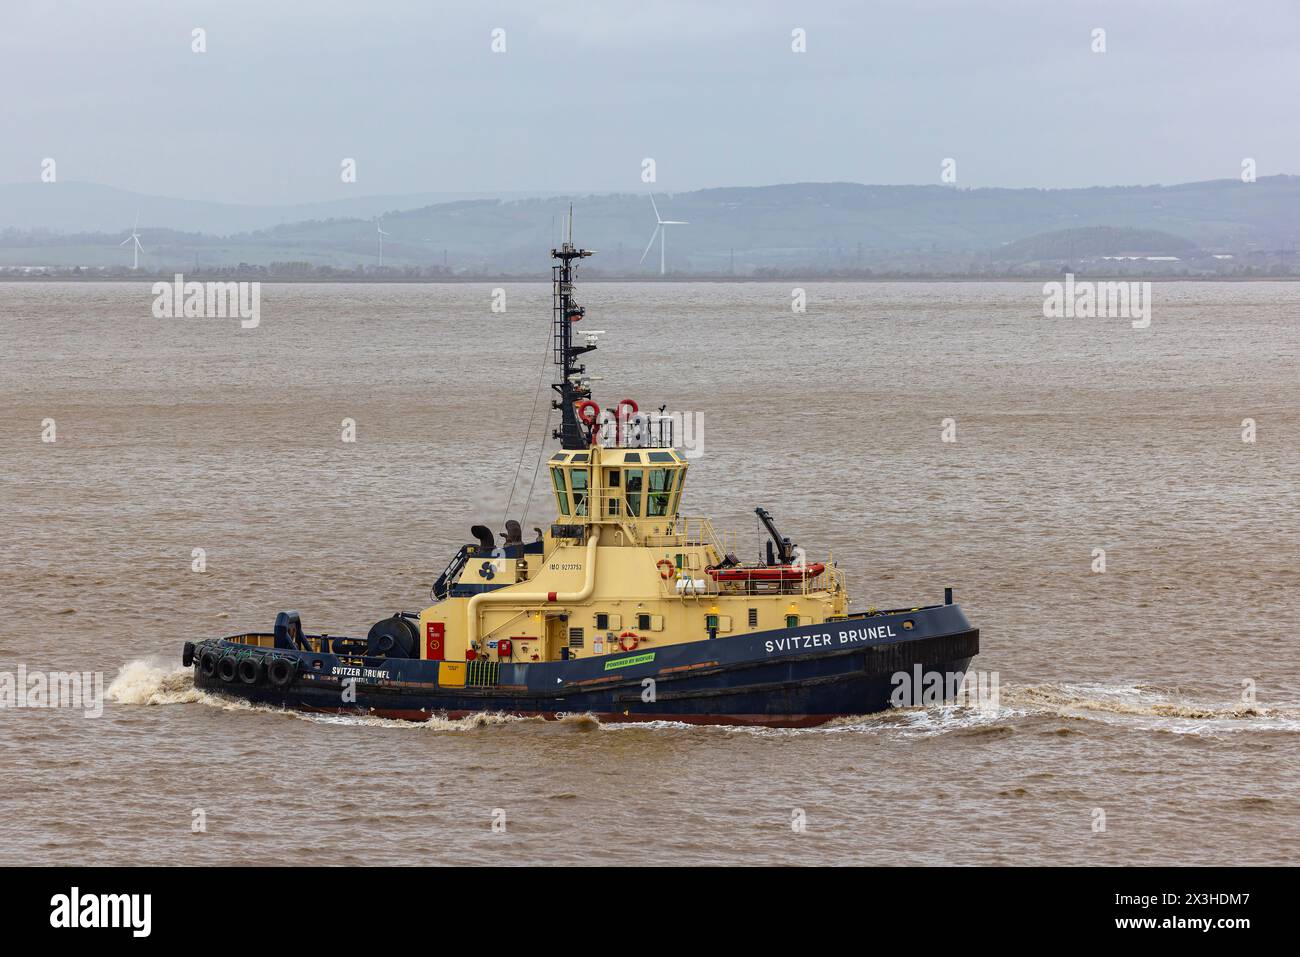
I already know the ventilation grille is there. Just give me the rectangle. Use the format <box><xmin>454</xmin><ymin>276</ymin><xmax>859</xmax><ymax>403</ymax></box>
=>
<box><xmin>568</xmin><ymin>627</ymin><xmax>584</xmax><ymax>648</ymax></box>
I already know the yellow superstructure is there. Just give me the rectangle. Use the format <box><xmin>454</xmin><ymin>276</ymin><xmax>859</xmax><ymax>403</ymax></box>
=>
<box><xmin>419</xmin><ymin>442</ymin><xmax>849</xmax><ymax>664</ymax></box>
<box><xmin>413</xmin><ymin>226</ymin><xmax>848</xmax><ymax>667</ymax></box>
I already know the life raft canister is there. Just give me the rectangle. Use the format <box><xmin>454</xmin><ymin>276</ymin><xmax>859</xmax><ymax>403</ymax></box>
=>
<box><xmin>619</xmin><ymin>632</ymin><xmax>639</xmax><ymax>652</ymax></box>
<box><xmin>656</xmin><ymin>558</ymin><xmax>675</xmax><ymax>580</ymax></box>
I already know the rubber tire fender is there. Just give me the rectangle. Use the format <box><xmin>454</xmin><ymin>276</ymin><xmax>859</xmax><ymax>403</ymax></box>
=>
<box><xmin>267</xmin><ymin>658</ymin><xmax>296</xmax><ymax>689</ymax></box>
<box><xmin>217</xmin><ymin>656</ymin><xmax>239</xmax><ymax>683</ymax></box>
<box><xmin>237</xmin><ymin>657</ymin><xmax>264</xmax><ymax>685</ymax></box>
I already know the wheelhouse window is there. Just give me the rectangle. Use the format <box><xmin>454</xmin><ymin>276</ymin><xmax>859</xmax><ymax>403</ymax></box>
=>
<box><xmin>647</xmin><ymin>468</ymin><xmax>674</xmax><ymax>516</ymax></box>
<box><xmin>570</xmin><ymin>468</ymin><xmax>589</xmax><ymax>516</ymax></box>
<box><xmin>551</xmin><ymin>467</ymin><xmax>570</xmax><ymax>516</ymax></box>
<box><xmin>624</xmin><ymin>468</ymin><xmax>643</xmax><ymax>516</ymax></box>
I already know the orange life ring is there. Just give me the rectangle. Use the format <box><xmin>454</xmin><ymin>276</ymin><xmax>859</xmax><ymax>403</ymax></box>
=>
<box><xmin>619</xmin><ymin>632</ymin><xmax>639</xmax><ymax>652</ymax></box>
<box><xmin>575</xmin><ymin>400</ymin><xmax>600</xmax><ymax>425</ymax></box>
<box><xmin>656</xmin><ymin>558</ymin><xmax>675</xmax><ymax>580</ymax></box>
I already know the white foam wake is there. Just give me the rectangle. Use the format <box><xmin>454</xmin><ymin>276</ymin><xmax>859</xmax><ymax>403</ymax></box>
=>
<box><xmin>105</xmin><ymin>659</ymin><xmax>1300</xmax><ymax>738</ymax></box>
<box><xmin>106</xmin><ymin>658</ymin><xmax>206</xmax><ymax>706</ymax></box>
<box><xmin>599</xmin><ymin>682</ymin><xmax>1300</xmax><ymax>738</ymax></box>
<box><xmin>106</xmin><ymin>658</ymin><xmax>543</xmax><ymax>731</ymax></box>
<box><xmin>1001</xmin><ymin>682</ymin><xmax>1300</xmax><ymax>734</ymax></box>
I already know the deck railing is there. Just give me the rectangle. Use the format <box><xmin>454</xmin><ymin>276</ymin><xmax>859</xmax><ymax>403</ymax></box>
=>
<box><xmin>641</xmin><ymin>515</ymin><xmax>733</xmax><ymax>554</ymax></box>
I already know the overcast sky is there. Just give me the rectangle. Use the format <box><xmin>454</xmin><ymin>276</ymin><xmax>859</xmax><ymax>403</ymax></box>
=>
<box><xmin>5</xmin><ymin>0</ymin><xmax>1297</xmax><ymax>204</ymax></box>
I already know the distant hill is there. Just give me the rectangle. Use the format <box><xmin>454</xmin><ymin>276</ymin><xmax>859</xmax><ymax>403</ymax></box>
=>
<box><xmin>0</xmin><ymin>181</ymin><xmax>553</xmax><ymax>235</ymax></box>
<box><xmin>1</xmin><ymin>177</ymin><xmax>1297</xmax><ymax>274</ymax></box>
<box><xmin>993</xmin><ymin>226</ymin><xmax>1199</xmax><ymax>262</ymax></box>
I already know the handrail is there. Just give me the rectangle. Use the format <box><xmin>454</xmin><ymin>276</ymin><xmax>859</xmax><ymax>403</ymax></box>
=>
<box><xmin>479</xmin><ymin>606</ymin><xmax>536</xmax><ymax>643</ymax></box>
<box><xmin>466</xmin><ymin>526</ymin><xmax>601</xmax><ymax>652</ymax></box>
<box><xmin>640</xmin><ymin>515</ymin><xmax>732</xmax><ymax>556</ymax></box>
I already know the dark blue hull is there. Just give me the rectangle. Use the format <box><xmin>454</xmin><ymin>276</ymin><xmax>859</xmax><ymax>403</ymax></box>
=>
<box><xmin>189</xmin><ymin>604</ymin><xmax>978</xmax><ymax>728</ymax></box>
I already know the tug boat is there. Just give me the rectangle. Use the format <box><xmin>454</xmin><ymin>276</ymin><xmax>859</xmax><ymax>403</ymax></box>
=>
<box><xmin>183</xmin><ymin>229</ymin><xmax>979</xmax><ymax>727</ymax></box>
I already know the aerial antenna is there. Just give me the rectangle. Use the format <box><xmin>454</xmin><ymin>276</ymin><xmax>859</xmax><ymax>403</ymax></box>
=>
<box><xmin>550</xmin><ymin>211</ymin><xmax>596</xmax><ymax>449</ymax></box>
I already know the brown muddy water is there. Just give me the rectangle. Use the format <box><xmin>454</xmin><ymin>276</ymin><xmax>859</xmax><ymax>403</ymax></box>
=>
<box><xmin>1</xmin><ymin>280</ymin><xmax>1297</xmax><ymax>866</ymax></box>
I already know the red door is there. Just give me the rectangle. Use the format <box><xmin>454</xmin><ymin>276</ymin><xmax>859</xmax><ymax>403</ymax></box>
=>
<box><xmin>425</xmin><ymin>622</ymin><xmax>445</xmax><ymax>660</ymax></box>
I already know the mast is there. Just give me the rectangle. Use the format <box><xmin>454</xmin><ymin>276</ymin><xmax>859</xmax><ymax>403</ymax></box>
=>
<box><xmin>551</xmin><ymin>206</ymin><xmax>596</xmax><ymax>449</ymax></box>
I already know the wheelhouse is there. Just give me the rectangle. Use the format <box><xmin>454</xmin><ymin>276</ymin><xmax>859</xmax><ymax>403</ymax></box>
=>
<box><xmin>549</xmin><ymin>448</ymin><xmax>687</xmax><ymax>521</ymax></box>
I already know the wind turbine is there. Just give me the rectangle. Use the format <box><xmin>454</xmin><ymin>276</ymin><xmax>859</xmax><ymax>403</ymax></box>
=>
<box><xmin>639</xmin><ymin>194</ymin><xmax>688</xmax><ymax>275</ymax></box>
<box><xmin>377</xmin><ymin>222</ymin><xmax>391</xmax><ymax>267</ymax></box>
<box><xmin>119</xmin><ymin>211</ymin><xmax>144</xmax><ymax>270</ymax></box>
